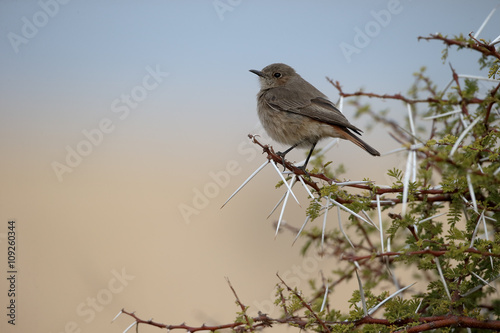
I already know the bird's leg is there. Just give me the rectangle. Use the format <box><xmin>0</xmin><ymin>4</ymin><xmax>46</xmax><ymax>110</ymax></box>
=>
<box><xmin>298</xmin><ymin>142</ymin><xmax>317</xmax><ymax>174</ymax></box>
<box><xmin>276</xmin><ymin>143</ymin><xmax>299</xmax><ymax>170</ymax></box>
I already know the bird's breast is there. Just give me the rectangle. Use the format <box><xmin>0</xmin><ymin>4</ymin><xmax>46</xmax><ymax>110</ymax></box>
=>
<box><xmin>256</xmin><ymin>97</ymin><xmax>324</xmax><ymax>147</ymax></box>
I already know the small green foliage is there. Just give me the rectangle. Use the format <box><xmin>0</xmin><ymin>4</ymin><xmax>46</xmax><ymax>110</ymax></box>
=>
<box><xmin>320</xmin><ymin>184</ymin><xmax>340</xmax><ymax>198</ymax></box>
<box><xmin>306</xmin><ymin>200</ymin><xmax>322</xmax><ymax>221</ymax></box>
<box><xmin>462</xmin><ymin>78</ymin><xmax>479</xmax><ymax>99</ymax></box>
<box><xmin>387</xmin><ymin>168</ymin><xmax>404</xmax><ymax>189</ymax></box>
<box><xmin>488</xmin><ymin>59</ymin><xmax>499</xmax><ymax>79</ymax></box>
<box><xmin>440</xmin><ymin>134</ymin><xmax>457</xmax><ymax>145</ymax></box>
<box><xmin>234</xmin><ymin>305</ymin><xmax>252</xmax><ymax>326</ymax></box>
<box><xmin>226</xmin><ymin>30</ymin><xmax>500</xmax><ymax>333</ymax></box>
<box><xmin>286</xmin><ymin>30</ymin><xmax>500</xmax><ymax>332</ymax></box>
<box><xmin>275</xmin><ymin>175</ymin><xmax>292</xmax><ymax>189</ymax></box>
<box><xmin>384</xmin><ymin>297</ymin><xmax>419</xmax><ymax>322</ymax></box>
<box><xmin>441</xmin><ymin>44</ymin><xmax>449</xmax><ymax>63</ymax></box>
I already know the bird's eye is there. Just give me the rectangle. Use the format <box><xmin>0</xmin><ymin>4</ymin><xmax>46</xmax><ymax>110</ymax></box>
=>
<box><xmin>273</xmin><ymin>72</ymin><xmax>282</xmax><ymax>78</ymax></box>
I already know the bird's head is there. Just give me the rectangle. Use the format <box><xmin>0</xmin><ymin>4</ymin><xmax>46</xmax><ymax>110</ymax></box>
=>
<box><xmin>250</xmin><ymin>63</ymin><xmax>297</xmax><ymax>89</ymax></box>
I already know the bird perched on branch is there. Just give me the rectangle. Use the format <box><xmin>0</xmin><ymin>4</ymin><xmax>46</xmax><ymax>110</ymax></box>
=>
<box><xmin>250</xmin><ymin>63</ymin><xmax>380</xmax><ymax>171</ymax></box>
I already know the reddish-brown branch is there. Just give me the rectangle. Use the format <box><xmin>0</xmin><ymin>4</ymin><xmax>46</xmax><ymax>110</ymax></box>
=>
<box><xmin>277</xmin><ymin>273</ymin><xmax>331</xmax><ymax>333</ymax></box>
<box><xmin>226</xmin><ymin>278</ymin><xmax>252</xmax><ymax>329</ymax></box>
<box><xmin>120</xmin><ymin>309</ymin><xmax>276</xmax><ymax>332</ymax></box>
<box><xmin>418</xmin><ymin>33</ymin><xmax>500</xmax><ymax>60</ymax></box>
<box><xmin>407</xmin><ymin>225</ymin><xmax>419</xmax><ymax>242</ymax></box>
<box><xmin>328</xmin><ymin>78</ymin><xmax>484</xmax><ymax>105</ymax></box>
<box><xmin>119</xmin><ymin>309</ymin><xmax>500</xmax><ymax>332</ymax></box>
<box><xmin>249</xmin><ymin>135</ymin><xmax>500</xmax><ymax>213</ymax></box>
<box><xmin>448</xmin><ymin>63</ymin><xmax>470</xmax><ymax>118</ymax></box>
<box><xmin>395</xmin><ymin>315</ymin><xmax>500</xmax><ymax>332</ymax></box>
<box><xmin>251</xmin><ymin>134</ymin><xmax>429</xmax><ymax>193</ymax></box>
<box><xmin>249</xmin><ymin>135</ymin><xmax>455</xmax><ymax>205</ymax></box>
<box><xmin>342</xmin><ymin>247</ymin><xmax>500</xmax><ymax>262</ymax></box>
<box><xmin>484</xmin><ymin>81</ymin><xmax>500</xmax><ymax>127</ymax></box>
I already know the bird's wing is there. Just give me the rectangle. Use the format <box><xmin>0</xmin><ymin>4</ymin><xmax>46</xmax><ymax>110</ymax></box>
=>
<box><xmin>263</xmin><ymin>88</ymin><xmax>363</xmax><ymax>135</ymax></box>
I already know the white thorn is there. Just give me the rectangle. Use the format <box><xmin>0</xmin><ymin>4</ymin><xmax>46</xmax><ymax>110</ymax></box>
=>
<box><xmin>463</xmin><ymin>273</ymin><xmax>500</xmax><ymax>296</ymax></box>
<box><xmin>221</xmin><ymin>161</ymin><xmax>268</xmax><ymax>208</ymax></box>
<box><xmin>293</xmin><ymin>215</ymin><xmax>310</xmax><ymax>246</ymax></box>
<box><xmin>274</xmin><ymin>177</ymin><xmax>296</xmax><ymax>238</ymax></box>
<box><xmin>411</xmin><ymin>150</ymin><xmax>417</xmax><ymax>183</ymax></box>
<box><xmin>415</xmin><ymin>299</ymin><xmax>423</xmax><ymax>313</ymax></box>
<box><xmin>423</xmin><ymin>108</ymin><xmax>461</xmax><ymax>120</ymax></box>
<box><xmin>338</xmin><ymin>206</ymin><xmax>355</xmax><ymax>248</ymax></box>
<box><xmin>336</xmin><ymin>180</ymin><xmax>374</xmax><ymax>186</ymax></box>
<box><xmin>470</xmin><ymin>210</ymin><xmax>484</xmax><ymax>248</ymax></box>
<box><xmin>320</xmin><ymin>284</ymin><xmax>329</xmax><ymax>313</ymax></box>
<box><xmin>407</xmin><ymin>103</ymin><xmax>416</xmax><ymax>140</ymax></box>
<box><xmin>270</xmin><ymin>160</ymin><xmax>300</xmax><ymax>207</ymax></box>
<box><xmin>435</xmin><ymin>257</ymin><xmax>451</xmax><ymax>300</ymax></box>
<box><xmin>377</xmin><ymin>195</ymin><xmax>384</xmax><ymax>253</ymax></box>
<box><xmin>481</xmin><ymin>212</ymin><xmax>494</xmax><ymax>269</ymax></box>
<box><xmin>416</xmin><ymin>212</ymin><xmax>447</xmax><ymax>224</ymax></box>
<box><xmin>297</xmin><ymin>175</ymin><xmax>315</xmax><ymax>199</ymax></box>
<box><xmin>368</xmin><ymin>282</ymin><xmax>416</xmax><ymax>315</ymax></box>
<box><xmin>321</xmin><ymin>201</ymin><xmax>329</xmax><ymax>252</ymax></box>
<box><xmin>466</xmin><ymin>172</ymin><xmax>477</xmax><ymax>211</ymax></box>
<box><xmin>490</xmin><ymin>34</ymin><xmax>500</xmax><ymax>46</ymax></box>
<box><xmin>402</xmin><ymin>150</ymin><xmax>413</xmax><ymax>216</ymax></box>
<box><xmin>112</xmin><ymin>310</ymin><xmax>123</xmax><ymax>323</ymax></box>
<box><xmin>474</xmin><ymin>5</ymin><xmax>499</xmax><ymax>38</ymax></box>
<box><xmin>382</xmin><ymin>147</ymin><xmax>408</xmax><ymax>156</ymax></box>
<box><xmin>355</xmin><ymin>268</ymin><xmax>368</xmax><ymax>316</ymax></box>
<box><xmin>458</xmin><ymin>74</ymin><xmax>500</xmax><ymax>83</ymax></box>
<box><xmin>267</xmin><ymin>192</ymin><xmax>286</xmax><ymax>219</ymax></box>
<box><xmin>361</xmin><ymin>210</ymin><xmax>378</xmax><ymax>230</ymax></box>
<box><xmin>471</xmin><ymin>271</ymin><xmax>497</xmax><ymax>290</ymax></box>
<box><xmin>123</xmin><ymin>321</ymin><xmax>137</xmax><ymax>333</ymax></box>
<box><xmin>328</xmin><ymin>198</ymin><xmax>371</xmax><ymax>225</ymax></box>
<box><xmin>449</xmin><ymin>116</ymin><xmax>481</xmax><ymax>157</ymax></box>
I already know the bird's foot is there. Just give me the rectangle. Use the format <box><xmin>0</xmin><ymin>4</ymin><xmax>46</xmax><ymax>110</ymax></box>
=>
<box><xmin>297</xmin><ymin>165</ymin><xmax>310</xmax><ymax>177</ymax></box>
<box><xmin>276</xmin><ymin>151</ymin><xmax>288</xmax><ymax>171</ymax></box>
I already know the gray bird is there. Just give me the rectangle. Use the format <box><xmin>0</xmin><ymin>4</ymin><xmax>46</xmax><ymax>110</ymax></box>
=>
<box><xmin>250</xmin><ymin>63</ymin><xmax>380</xmax><ymax>170</ymax></box>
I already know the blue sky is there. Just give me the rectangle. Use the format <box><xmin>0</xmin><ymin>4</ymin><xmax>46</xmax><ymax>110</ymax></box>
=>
<box><xmin>2</xmin><ymin>1</ymin><xmax>499</xmax><ymax>175</ymax></box>
<box><xmin>3</xmin><ymin>1</ymin><xmax>499</xmax><ymax>146</ymax></box>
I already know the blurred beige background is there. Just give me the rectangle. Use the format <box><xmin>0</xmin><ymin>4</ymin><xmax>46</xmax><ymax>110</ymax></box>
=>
<box><xmin>1</xmin><ymin>1</ymin><xmax>499</xmax><ymax>333</ymax></box>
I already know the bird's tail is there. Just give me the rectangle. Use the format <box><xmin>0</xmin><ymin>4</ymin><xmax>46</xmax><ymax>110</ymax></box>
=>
<box><xmin>343</xmin><ymin>129</ymin><xmax>380</xmax><ymax>156</ymax></box>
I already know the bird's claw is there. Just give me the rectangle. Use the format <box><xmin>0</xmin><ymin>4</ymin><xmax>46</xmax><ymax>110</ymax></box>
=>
<box><xmin>276</xmin><ymin>151</ymin><xmax>288</xmax><ymax>171</ymax></box>
<box><xmin>297</xmin><ymin>165</ymin><xmax>310</xmax><ymax>177</ymax></box>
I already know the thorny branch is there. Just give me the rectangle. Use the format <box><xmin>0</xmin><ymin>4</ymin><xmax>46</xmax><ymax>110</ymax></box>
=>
<box><xmin>343</xmin><ymin>247</ymin><xmax>500</xmax><ymax>262</ymax></box>
<box><xmin>418</xmin><ymin>32</ymin><xmax>500</xmax><ymax>60</ymax></box>
<box><xmin>116</xmin><ymin>32</ymin><xmax>500</xmax><ymax>333</ymax></box>
<box><xmin>226</xmin><ymin>277</ymin><xmax>253</xmax><ymax>330</ymax></box>
<box><xmin>248</xmin><ymin>135</ymin><xmax>500</xmax><ymax>212</ymax></box>
<box><xmin>119</xmin><ymin>274</ymin><xmax>500</xmax><ymax>331</ymax></box>
<box><xmin>118</xmin><ymin>308</ymin><xmax>500</xmax><ymax>332</ymax></box>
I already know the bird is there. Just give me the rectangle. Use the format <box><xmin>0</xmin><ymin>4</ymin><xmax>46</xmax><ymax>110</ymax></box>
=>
<box><xmin>250</xmin><ymin>63</ymin><xmax>380</xmax><ymax>171</ymax></box>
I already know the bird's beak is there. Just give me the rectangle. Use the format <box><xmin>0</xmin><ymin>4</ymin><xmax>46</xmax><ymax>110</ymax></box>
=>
<box><xmin>249</xmin><ymin>69</ymin><xmax>265</xmax><ymax>78</ymax></box>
